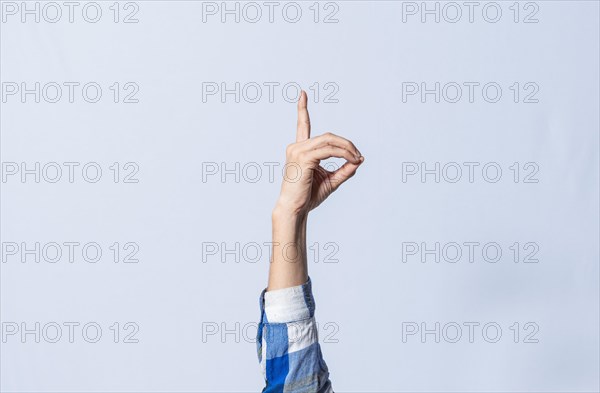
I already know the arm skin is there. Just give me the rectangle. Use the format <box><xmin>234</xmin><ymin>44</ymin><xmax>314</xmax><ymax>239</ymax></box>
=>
<box><xmin>268</xmin><ymin>90</ymin><xmax>364</xmax><ymax>291</ymax></box>
<box><xmin>257</xmin><ymin>90</ymin><xmax>364</xmax><ymax>392</ymax></box>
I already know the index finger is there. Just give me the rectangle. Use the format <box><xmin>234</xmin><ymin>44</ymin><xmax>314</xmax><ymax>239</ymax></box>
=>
<box><xmin>296</xmin><ymin>90</ymin><xmax>311</xmax><ymax>142</ymax></box>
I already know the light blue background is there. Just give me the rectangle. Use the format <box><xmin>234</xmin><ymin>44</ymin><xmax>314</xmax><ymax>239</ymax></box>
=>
<box><xmin>1</xmin><ymin>1</ymin><xmax>599</xmax><ymax>392</ymax></box>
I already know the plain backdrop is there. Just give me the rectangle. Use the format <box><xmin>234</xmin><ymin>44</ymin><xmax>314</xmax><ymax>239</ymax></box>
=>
<box><xmin>1</xmin><ymin>1</ymin><xmax>599</xmax><ymax>392</ymax></box>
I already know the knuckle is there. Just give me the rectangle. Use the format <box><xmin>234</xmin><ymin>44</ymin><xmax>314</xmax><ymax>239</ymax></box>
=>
<box><xmin>285</xmin><ymin>143</ymin><xmax>295</xmax><ymax>155</ymax></box>
<box><xmin>297</xmin><ymin>151</ymin><xmax>308</xmax><ymax>161</ymax></box>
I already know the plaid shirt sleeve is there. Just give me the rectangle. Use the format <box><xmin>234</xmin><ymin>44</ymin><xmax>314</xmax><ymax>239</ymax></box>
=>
<box><xmin>256</xmin><ymin>277</ymin><xmax>333</xmax><ymax>393</ymax></box>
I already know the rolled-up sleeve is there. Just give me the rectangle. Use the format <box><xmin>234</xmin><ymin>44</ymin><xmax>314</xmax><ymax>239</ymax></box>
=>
<box><xmin>256</xmin><ymin>278</ymin><xmax>333</xmax><ymax>393</ymax></box>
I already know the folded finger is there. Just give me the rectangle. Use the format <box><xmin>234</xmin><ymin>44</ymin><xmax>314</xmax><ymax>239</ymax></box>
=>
<box><xmin>307</xmin><ymin>132</ymin><xmax>360</xmax><ymax>159</ymax></box>
<box><xmin>306</xmin><ymin>145</ymin><xmax>360</xmax><ymax>164</ymax></box>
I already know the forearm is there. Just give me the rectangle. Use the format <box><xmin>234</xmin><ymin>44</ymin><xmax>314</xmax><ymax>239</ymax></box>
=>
<box><xmin>258</xmin><ymin>207</ymin><xmax>333</xmax><ymax>392</ymax></box>
<box><xmin>268</xmin><ymin>204</ymin><xmax>308</xmax><ymax>291</ymax></box>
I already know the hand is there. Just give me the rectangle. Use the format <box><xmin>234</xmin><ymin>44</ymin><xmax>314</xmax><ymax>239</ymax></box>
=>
<box><xmin>275</xmin><ymin>90</ymin><xmax>364</xmax><ymax>217</ymax></box>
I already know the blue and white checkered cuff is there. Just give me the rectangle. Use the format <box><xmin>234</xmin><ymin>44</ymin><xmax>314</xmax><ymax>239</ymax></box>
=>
<box><xmin>260</xmin><ymin>278</ymin><xmax>315</xmax><ymax>323</ymax></box>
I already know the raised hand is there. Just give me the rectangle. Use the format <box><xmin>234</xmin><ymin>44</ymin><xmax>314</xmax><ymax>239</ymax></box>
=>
<box><xmin>275</xmin><ymin>90</ymin><xmax>364</xmax><ymax>217</ymax></box>
<box><xmin>268</xmin><ymin>90</ymin><xmax>364</xmax><ymax>290</ymax></box>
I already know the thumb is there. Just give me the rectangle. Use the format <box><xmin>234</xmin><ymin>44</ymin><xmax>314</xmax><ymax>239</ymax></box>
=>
<box><xmin>328</xmin><ymin>158</ymin><xmax>364</xmax><ymax>190</ymax></box>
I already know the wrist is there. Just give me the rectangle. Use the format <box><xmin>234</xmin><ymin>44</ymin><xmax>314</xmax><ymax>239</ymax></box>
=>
<box><xmin>272</xmin><ymin>201</ymin><xmax>308</xmax><ymax>223</ymax></box>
